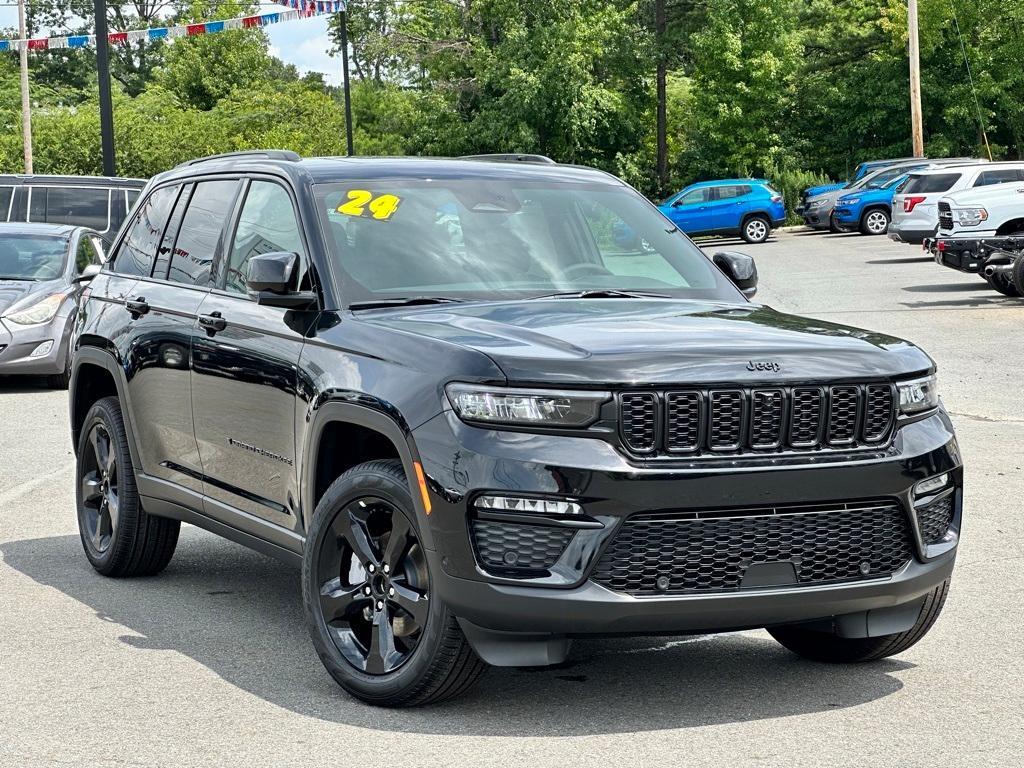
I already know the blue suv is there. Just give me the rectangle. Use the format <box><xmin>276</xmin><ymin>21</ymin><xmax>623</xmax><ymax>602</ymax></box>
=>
<box><xmin>659</xmin><ymin>179</ymin><xmax>786</xmax><ymax>243</ymax></box>
<box><xmin>832</xmin><ymin>173</ymin><xmax>911</xmax><ymax>236</ymax></box>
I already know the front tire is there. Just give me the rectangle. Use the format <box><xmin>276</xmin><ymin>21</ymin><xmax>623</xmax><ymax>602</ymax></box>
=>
<box><xmin>768</xmin><ymin>579</ymin><xmax>949</xmax><ymax>663</ymax></box>
<box><xmin>741</xmin><ymin>215</ymin><xmax>771</xmax><ymax>244</ymax></box>
<box><xmin>860</xmin><ymin>208</ymin><xmax>891</xmax><ymax>236</ymax></box>
<box><xmin>302</xmin><ymin>459</ymin><xmax>486</xmax><ymax>706</ymax></box>
<box><xmin>76</xmin><ymin>396</ymin><xmax>180</xmax><ymax>576</ymax></box>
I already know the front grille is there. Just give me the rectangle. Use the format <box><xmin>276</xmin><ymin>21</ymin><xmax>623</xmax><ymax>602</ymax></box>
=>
<box><xmin>916</xmin><ymin>495</ymin><xmax>955</xmax><ymax>545</ymax></box>
<box><xmin>938</xmin><ymin>202</ymin><xmax>953</xmax><ymax>231</ymax></box>
<box><xmin>470</xmin><ymin>520</ymin><xmax>574</xmax><ymax>572</ymax></box>
<box><xmin>617</xmin><ymin>383</ymin><xmax>896</xmax><ymax>458</ymax></box>
<box><xmin>591</xmin><ymin>500</ymin><xmax>914</xmax><ymax>596</ymax></box>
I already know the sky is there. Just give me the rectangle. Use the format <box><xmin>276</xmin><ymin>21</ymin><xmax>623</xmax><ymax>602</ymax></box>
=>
<box><xmin>0</xmin><ymin>3</ymin><xmax>342</xmax><ymax>86</ymax></box>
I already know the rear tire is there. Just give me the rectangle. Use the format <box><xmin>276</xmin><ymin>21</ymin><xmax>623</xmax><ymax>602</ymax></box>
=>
<box><xmin>768</xmin><ymin>579</ymin><xmax>949</xmax><ymax>663</ymax></box>
<box><xmin>302</xmin><ymin>459</ymin><xmax>486</xmax><ymax>706</ymax></box>
<box><xmin>741</xmin><ymin>215</ymin><xmax>771</xmax><ymax>244</ymax></box>
<box><xmin>984</xmin><ymin>272</ymin><xmax>1021</xmax><ymax>297</ymax></box>
<box><xmin>1011</xmin><ymin>255</ymin><xmax>1024</xmax><ymax>296</ymax></box>
<box><xmin>76</xmin><ymin>396</ymin><xmax>180</xmax><ymax>577</ymax></box>
<box><xmin>860</xmin><ymin>208</ymin><xmax>891</xmax><ymax>236</ymax></box>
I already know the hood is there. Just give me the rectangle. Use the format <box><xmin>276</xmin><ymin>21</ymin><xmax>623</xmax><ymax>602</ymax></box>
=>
<box><xmin>805</xmin><ymin>187</ymin><xmax>849</xmax><ymax>207</ymax></box>
<box><xmin>362</xmin><ymin>299</ymin><xmax>932</xmax><ymax>386</ymax></box>
<box><xmin>0</xmin><ymin>279</ymin><xmax>61</xmax><ymax>315</ymax></box>
<box><xmin>805</xmin><ymin>182</ymin><xmax>844</xmax><ymax>198</ymax></box>
<box><xmin>838</xmin><ymin>187</ymin><xmax>893</xmax><ymax>205</ymax></box>
<box><xmin>942</xmin><ymin>181</ymin><xmax>1024</xmax><ymax>207</ymax></box>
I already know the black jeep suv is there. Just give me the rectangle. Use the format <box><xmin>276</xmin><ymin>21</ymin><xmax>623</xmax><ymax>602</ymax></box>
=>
<box><xmin>70</xmin><ymin>151</ymin><xmax>961</xmax><ymax>706</ymax></box>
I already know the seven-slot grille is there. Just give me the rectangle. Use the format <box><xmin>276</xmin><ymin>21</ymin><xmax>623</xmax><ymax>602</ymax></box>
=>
<box><xmin>618</xmin><ymin>383</ymin><xmax>896</xmax><ymax>457</ymax></box>
<box><xmin>591</xmin><ymin>500</ymin><xmax>915</xmax><ymax>596</ymax></box>
<box><xmin>938</xmin><ymin>201</ymin><xmax>953</xmax><ymax>231</ymax></box>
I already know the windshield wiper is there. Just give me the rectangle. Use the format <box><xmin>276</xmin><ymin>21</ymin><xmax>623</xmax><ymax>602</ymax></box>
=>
<box><xmin>348</xmin><ymin>296</ymin><xmax>466</xmax><ymax>310</ymax></box>
<box><xmin>532</xmin><ymin>289</ymin><xmax>671</xmax><ymax>300</ymax></box>
<box><xmin>0</xmin><ymin>276</ymin><xmax>33</xmax><ymax>281</ymax></box>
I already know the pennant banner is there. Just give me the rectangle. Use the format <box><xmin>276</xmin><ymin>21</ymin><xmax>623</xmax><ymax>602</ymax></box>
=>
<box><xmin>0</xmin><ymin>1</ymin><xmax>346</xmax><ymax>52</ymax></box>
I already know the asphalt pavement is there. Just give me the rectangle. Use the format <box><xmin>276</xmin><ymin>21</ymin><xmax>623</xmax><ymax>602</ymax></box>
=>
<box><xmin>0</xmin><ymin>229</ymin><xmax>1021</xmax><ymax>767</ymax></box>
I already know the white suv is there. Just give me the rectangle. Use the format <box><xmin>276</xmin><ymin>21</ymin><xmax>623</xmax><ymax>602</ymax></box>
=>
<box><xmin>935</xmin><ymin>174</ymin><xmax>1024</xmax><ymax>240</ymax></box>
<box><xmin>890</xmin><ymin>162</ymin><xmax>1024</xmax><ymax>244</ymax></box>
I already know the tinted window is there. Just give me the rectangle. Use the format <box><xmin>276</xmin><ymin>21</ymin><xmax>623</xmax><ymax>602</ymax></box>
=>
<box><xmin>974</xmin><ymin>169</ymin><xmax>1024</xmax><ymax>187</ymax></box>
<box><xmin>713</xmin><ymin>186</ymin><xmax>739</xmax><ymax>201</ymax></box>
<box><xmin>151</xmin><ymin>184</ymin><xmax>190</xmax><ymax>280</ymax></box>
<box><xmin>0</xmin><ymin>187</ymin><xmax>12</xmax><ymax>220</ymax></box>
<box><xmin>227</xmin><ymin>181</ymin><xmax>304</xmax><ymax>294</ymax></box>
<box><xmin>114</xmin><ymin>185</ymin><xmax>178</xmax><ymax>277</ymax></box>
<box><xmin>167</xmin><ymin>180</ymin><xmax>238</xmax><ymax>287</ymax></box>
<box><xmin>75</xmin><ymin>235</ymin><xmax>102</xmax><ymax>273</ymax></box>
<box><xmin>29</xmin><ymin>187</ymin><xmax>111</xmax><ymax>231</ymax></box>
<box><xmin>127</xmin><ymin>190</ymin><xmax>140</xmax><ymax>210</ymax></box>
<box><xmin>903</xmin><ymin>173</ymin><xmax>962</xmax><ymax>194</ymax></box>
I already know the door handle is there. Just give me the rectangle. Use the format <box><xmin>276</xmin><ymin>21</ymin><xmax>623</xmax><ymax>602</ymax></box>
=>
<box><xmin>198</xmin><ymin>311</ymin><xmax>227</xmax><ymax>336</ymax></box>
<box><xmin>125</xmin><ymin>297</ymin><xmax>150</xmax><ymax>317</ymax></box>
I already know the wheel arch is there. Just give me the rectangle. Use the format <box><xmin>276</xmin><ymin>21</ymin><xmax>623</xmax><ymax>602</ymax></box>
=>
<box><xmin>70</xmin><ymin>347</ymin><xmax>141</xmax><ymax>468</ymax></box>
<box><xmin>994</xmin><ymin>219</ymin><xmax>1024</xmax><ymax>236</ymax></box>
<box><xmin>300</xmin><ymin>401</ymin><xmax>434</xmax><ymax>549</ymax></box>
<box><xmin>740</xmin><ymin>209</ymin><xmax>773</xmax><ymax>228</ymax></box>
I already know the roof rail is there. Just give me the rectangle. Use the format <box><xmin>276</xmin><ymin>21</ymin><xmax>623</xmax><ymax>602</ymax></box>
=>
<box><xmin>177</xmin><ymin>150</ymin><xmax>302</xmax><ymax>168</ymax></box>
<box><xmin>459</xmin><ymin>153</ymin><xmax>556</xmax><ymax>165</ymax></box>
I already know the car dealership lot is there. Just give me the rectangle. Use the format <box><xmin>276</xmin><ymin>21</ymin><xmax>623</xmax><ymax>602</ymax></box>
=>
<box><xmin>0</xmin><ymin>230</ymin><xmax>1020</xmax><ymax>767</ymax></box>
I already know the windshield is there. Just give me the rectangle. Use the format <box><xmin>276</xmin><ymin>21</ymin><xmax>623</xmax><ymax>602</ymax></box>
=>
<box><xmin>0</xmin><ymin>234</ymin><xmax>68</xmax><ymax>281</ymax></box>
<box><xmin>316</xmin><ymin>179</ymin><xmax>742</xmax><ymax>305</ymax></box>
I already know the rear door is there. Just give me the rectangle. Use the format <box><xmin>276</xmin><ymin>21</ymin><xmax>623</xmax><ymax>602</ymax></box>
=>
<box><xmin>191</xmin><ymin>178</ymin><xmax>315</xmax><ymax>533</ymax></box>
<box><xmin>709</xmin><ymin>184</ymin><xmax>752</xmax><ymax>232</ymax></box>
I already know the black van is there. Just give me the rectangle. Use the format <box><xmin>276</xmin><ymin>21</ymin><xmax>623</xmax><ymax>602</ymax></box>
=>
<box><xmin>0</xmin><ymin>175</ymin><xmax>146</xmax><ymax>245</ymax></box>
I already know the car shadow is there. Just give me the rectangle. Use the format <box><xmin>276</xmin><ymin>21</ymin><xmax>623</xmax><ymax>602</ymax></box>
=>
<box><xmin>0</xmin><ymin>533</ymin><xmax>912</xmax><ymax>735</ymax></box>
<box><xmin>902</xmin><ymin>283</ymin><xmax>990</xmax><ymax>293</ymax></box>
<box><xmin>866</xmin><ymin>256</ymin><xmax>934</xmax><ymax>265</ymax></box>
<box><xmin>0</xmin><ymin>375</ymin><xmax>63</xmax><ymax>393</ymax></box>
<box><xmin>899</xmin><ymin>296</ymin><xmax>1017</xmax><ymax>309</ymax></box>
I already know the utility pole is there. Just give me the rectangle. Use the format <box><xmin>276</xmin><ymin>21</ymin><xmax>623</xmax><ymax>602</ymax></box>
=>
<box><xmin>655</xmin><ymin>0</ymin><xmax>667</xmax><ymax>195</ymax></box>
<box><xmin>17</xmin><ymin>0</ymin><xmax>32</xmax><ymax>174</ymax></box>
<box><xmin>94</xmin><ymin>0</ymin><xmax>116</xmax><ymax>176</ymax></box>
<box><xmin>339</xmin><ymin>8</ymin><xmax>354</xmax><ymax>156</ymax></box>
<box><xmin>908</xmin><ymin>0</ymin><xmax>924</xmax><ymax>157</ymax></box>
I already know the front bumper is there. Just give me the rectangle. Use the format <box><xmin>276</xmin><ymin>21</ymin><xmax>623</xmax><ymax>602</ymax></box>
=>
<box><xmin>802</xmin><ymin>208</ymin><xmax>832</xmax><ymax>229</ymax></box>
<box><xmin>0</xmin><ymin>312</ymin><xmax>72</xmax><ymax>376</ymax></box>
<box><xmin>413</xmin><ymin>408</ymin><xmax>962</xmax><ymax>638</ymax></box>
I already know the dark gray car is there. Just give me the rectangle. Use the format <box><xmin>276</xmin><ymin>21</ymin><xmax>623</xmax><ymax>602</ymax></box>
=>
<box><xmin>0</xmin><ymin>223</ymin><xmax>104</xmax><ymax>387</ymax></box>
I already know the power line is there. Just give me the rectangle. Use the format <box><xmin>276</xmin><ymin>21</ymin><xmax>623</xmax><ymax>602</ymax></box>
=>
<box><xmin>950</xmin><ymin>0</ymin><xmax>993</xmax><ymax>160</ymax></box>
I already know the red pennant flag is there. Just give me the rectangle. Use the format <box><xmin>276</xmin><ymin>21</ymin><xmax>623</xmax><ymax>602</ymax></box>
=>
<box><xmin>27</xmin><ymin>38</ymin><xmax>49</xmax><ymax>49</ymax></box>
<box><xmin>108</xmin><ymin>31</ymin><xmax>128</xmax><ymax>44</ymax></box>
<box><xmin>242</xmin><ymin>15</ymin><xmax>261</xmax><ymax>28</ymax></box>
<box><xmin>186</xmin><ymin>23</ymin><xmax>206</xmax><ymax>36</ymax></box>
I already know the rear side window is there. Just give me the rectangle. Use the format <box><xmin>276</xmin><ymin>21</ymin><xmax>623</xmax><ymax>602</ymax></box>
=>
<box><xmin>167</xmin><ymin>180</ymin><xmax>239</xmax><ymax>287</ymax></box>
<box><xmin>113</xmin><ymin>185</ymin><xmax>178</xmax><ymax>277</ymax></box>
<box><xmin>902</xmin><ymin>173</ymin><xmax>961</xmax><ymax>194</ymax></box>
<box><xmin>0</xmin><ymin>187</ymin><xmax>12</xmax><ymax>220</ymax></box>
<box><xmin>29</xmin><ymin>187</ymin><xmax>111</xmax><ymax>231</ymax></box>
<box><xmin>127</xmin><ymin>190</ymin><xmax>140</xmax><ymax>210</ymax></box>
<box><xmin>974</xmin><ymin>169</ymin><xmax>1024</xmax><ymax>187</ymax></box>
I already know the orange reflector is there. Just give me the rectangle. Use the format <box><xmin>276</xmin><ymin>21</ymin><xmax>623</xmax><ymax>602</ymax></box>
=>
<box><xmin>413</xmin><ymin>461</ymin><xmax>432</xmax><ymax>515</ymax></box>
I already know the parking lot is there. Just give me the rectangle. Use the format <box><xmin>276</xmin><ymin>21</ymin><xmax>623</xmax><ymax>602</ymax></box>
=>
<box><xmin>0</xmin><ymin>229</ymin><xmax>1020</xmax><ymax>767</ymax></box>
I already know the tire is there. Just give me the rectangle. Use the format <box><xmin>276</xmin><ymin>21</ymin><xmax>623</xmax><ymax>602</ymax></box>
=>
<box><xmin>46</xmin><ymin>362</ymin><xmax>70</xmax><ymax>390</ymax></box>
<box><xmin>1011</xmin><ymin>255</ymin><xmax>1024</xmax><ymax>296</ymax></box>
<box><xmin>76</xmin><ymin>396</ymin><xmax>180</xmax><ymax>577</ymax></box>
<box><xmin>860</xmin><ymin>208</ymin><xmax>891</xmax><ymax>236</ymax></box>
<box><xmin>302</xmin><ymin>459</ymin><xmax>486</xmax><ymax>706</ymax></box>
<box><xmin>983</xmin><ymin>272</ymin><xmax>1021</xmax><ymax>297</ymax></box>
<box><xmin>768</xmin><ymin>579</ymin><xmax>950</xmax><ymax>663</ymax></box>
<box><xmin>829</xmin><ymin>212</ymin><xmax>842</xmax><ymax>233</ymax></box>
<box><xmin>741</xmin><ymin>215</ymin><xmax>770</xmax><ymax>244</ymax></box>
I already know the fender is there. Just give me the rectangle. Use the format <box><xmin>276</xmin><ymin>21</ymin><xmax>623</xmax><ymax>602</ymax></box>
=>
<box><xmin>299</xmin><ymin>398</ymin><xmax>436</xmax><ymax>551</ymax></box>
<box><xmin>70</xmin><ymin>346</ymin><xmax>143</xmax><ymax>471</ymax></box>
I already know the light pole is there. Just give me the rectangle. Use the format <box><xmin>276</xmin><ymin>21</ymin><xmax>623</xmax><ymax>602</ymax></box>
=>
<box><xmin>94</xmin><ymin>0</ymin><xmax>116</xmax><ymax>175</ymax></box>
<box><xmin>17</xmin><ymin>0</ymin><xmax>32</xmax><ymax>173</ymax></box>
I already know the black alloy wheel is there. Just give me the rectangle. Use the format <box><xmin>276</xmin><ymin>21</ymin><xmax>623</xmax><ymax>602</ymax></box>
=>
<box><xmin>316</xmin><ymin>495</ymin><xmax>429</xmax><ymax>675</ymax></box>
<box><xmin>80</xmin><ymin>422</ymin><xmax>119</xmax><ymax>555</ymax></box>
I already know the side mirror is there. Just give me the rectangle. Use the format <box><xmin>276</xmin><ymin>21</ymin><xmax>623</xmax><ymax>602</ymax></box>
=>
<box><xmin>246</xmin><ymin>252</ymin><xmax>317</xmax><ymax>309</ymax></box>
<box><xmin>73</xmin><ymin>264</ymin><xmax>102</xmax><ymax>284</ymax></box>
<box><xmin>713</xmin><ymin>251</ymin><xmax>758</xmax><ymax>299</ymax></box>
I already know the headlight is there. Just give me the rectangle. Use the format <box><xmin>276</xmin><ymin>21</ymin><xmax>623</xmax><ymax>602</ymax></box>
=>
<box><xmin>953</xmin><ymin>207</ymin><xmax>988</xmax><ymax>227</ymax></box>
<box><xmin>4</xmin><ymin>292</ymin><xmax>69</xmax><ymax>325</ymax></box>
<box><xmin>446</xmin><ymin>383</ymin><xmax>608</xmax><ymax>427</ymax></box>
<box><xmin>840</xmin><ymin>197</ymin><xmax>860</xmax><ymax>206</ymax></box>
<box><xmin>898</xmin><ymin>374</ymin><xmax>939</xmax><ymax>416</ymax></box>
<box><xmin>807</xmin><ymin>199</ymin><xmax>825</xmax><ymax>209</ymax></box>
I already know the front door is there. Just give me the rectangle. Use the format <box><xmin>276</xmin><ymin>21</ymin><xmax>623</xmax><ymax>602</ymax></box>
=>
<box><xmin>191</xmin><ymin>179</ymin><xmax>315</xmax><ymax>532</ymax></box>
<box><xmin>664</xmin><ymin>187</ymin><xmax>712</xmax><ymax>235</ymax></box>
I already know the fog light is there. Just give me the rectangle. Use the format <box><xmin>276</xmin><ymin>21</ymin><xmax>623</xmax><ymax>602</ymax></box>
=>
<box><xmin>29</xmin><ymin>340</ymin><xmax>54</xmax><ymax>358</ymax></box>
<box><xmin>475</xmin><ymin>495</ymin><xmax>583</xmax><ymax>516</ymax></box>
<box><xmin>915</xmin><ymin>473</ymin><xmax>949</xmax><ymax>497</ymax></box>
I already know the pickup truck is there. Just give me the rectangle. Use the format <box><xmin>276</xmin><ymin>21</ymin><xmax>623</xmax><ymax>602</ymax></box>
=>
<box><xmin>936</xmin><ymin>180</ymin><xmax>1024</xmax><ymax>240</ymax></box>
<box><xmin>926</xmin><ymin>235</ymin><xmax>1024</xmax><ymax>296</ymax></box>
